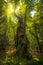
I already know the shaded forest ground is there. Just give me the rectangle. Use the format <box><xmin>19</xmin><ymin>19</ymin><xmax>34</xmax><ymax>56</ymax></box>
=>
<box><xmin>0</xmin><ymin>45</ymin><xmax>43</xmax><ymax>65</ymax></box>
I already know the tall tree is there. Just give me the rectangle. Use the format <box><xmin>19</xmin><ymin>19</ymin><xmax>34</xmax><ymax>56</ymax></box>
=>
<box><xmin>0</xmin><ymin>0</ymin><xmax>9</xmax><ymax>58</ymax></box>
<box><xmin>14</xmin><ymin>0</ymin><xmax>32</xmax><ymax>60</ymax></box>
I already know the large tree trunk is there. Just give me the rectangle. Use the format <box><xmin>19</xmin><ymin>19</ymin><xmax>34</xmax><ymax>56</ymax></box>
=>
<box><xmin>14</xmin><ymin>7</ymin><xmax>32</xmax><ymax>60</ymax></box>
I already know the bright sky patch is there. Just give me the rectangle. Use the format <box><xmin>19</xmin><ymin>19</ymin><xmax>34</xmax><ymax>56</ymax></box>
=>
<box><xmin>30</xmin><ymin>10</ymin><xmax>36</xmax><ymax>17</ymax></box>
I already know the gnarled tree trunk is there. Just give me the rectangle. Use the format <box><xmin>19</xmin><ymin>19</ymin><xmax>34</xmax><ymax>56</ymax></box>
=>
<box><xmin>14</xmin><ymin>7</ymin><xmax>32</xmax><ymax>60</ymax></box>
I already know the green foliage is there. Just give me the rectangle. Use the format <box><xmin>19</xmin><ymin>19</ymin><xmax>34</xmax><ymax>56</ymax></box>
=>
<box><xmin>0</xmin><ymin>0</ymin><xmax>43</xmax><ymax>65</ymax></box>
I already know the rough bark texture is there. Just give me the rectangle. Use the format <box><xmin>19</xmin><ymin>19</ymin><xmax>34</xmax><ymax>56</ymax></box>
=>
<box><xmin>14</xmin><ymin>12</ymin><xmax>32</xmax><ymax>60</ymax></box>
